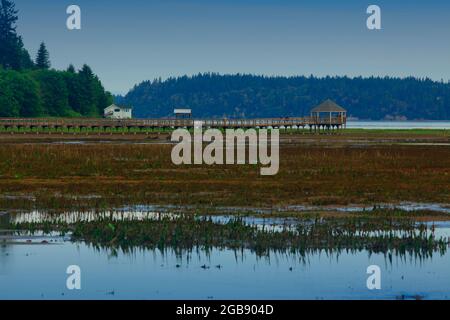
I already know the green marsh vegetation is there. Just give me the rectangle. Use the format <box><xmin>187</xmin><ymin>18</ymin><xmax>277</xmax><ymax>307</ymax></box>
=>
<box><xmin>0</xmin><ymin>125</ymin><xmax>448</xmax><ymax>137</ymax></box>
<box><xmin>7</xmin><ymin>210</ymin><xmax>450</xmax><ymax>260</ymax></box>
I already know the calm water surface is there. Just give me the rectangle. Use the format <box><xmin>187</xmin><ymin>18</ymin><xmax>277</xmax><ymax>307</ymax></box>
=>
<box><xmin>347</xmin><ymin>121</ymin><xmax>450</xmax><ymax>130</ymax></box>
<box><xmin>1</xmin><ymin>210</ymin><xmax>450</xmax><ymax>300</ymax></box>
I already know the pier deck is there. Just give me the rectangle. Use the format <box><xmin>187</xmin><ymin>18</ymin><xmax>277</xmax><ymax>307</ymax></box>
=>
<box><xmin>0</xmin><ymin>116</ymin><xmax>346</xmax><ymax>133</ymax></box>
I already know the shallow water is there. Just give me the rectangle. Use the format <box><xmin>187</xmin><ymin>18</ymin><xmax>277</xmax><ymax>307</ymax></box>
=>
<box><xmin>1</xmin><ymin>238</ymin><xmax>450</xmax><ymax>300</ymax></box>
<box><xmin>347</xmin><ymin>120</ymin><xmax>450</xmax><ymax>130</ymax></box>
<box><xmin>1</xmin><ymin>210</ymin><xmax>450</xmax><ymax>300</ymax></box>
<box><xmin>5</xmin><ymin>201</ymin><xmax>450</xmax><ymax>227</ymax></box>
<box><xmin>286</xmin><ymin>202</ymin><xmax>450</xmax><ymax>214</ymax></box>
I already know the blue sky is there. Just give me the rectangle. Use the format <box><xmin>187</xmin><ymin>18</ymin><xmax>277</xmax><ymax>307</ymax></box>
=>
<box><xmin>13</xmin><ymin>0</ymin><xmax>450</xmax><ymax>94</ymax></box>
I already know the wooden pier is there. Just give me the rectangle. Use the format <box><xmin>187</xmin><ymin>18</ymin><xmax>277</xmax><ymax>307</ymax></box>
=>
<box><xmin>0</xmin><ymin>116</ymin><xmax>346</xmax><ymax>134</ymax></box>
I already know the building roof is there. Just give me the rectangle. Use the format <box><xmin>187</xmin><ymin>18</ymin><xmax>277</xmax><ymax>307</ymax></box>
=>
<box><xmin>174</xmin><ymin>109</ymin><xmax>192</xmax><ymax>114</ymax></box>
<box><xmin>105</xmin><ymin>104</ymin><xmax>132</xmax><ymax>111</ymax></box>
<box><xmin>311</xmin><ymin>99</ymin><xmax>346</xmax><ymax>113</ymax></box>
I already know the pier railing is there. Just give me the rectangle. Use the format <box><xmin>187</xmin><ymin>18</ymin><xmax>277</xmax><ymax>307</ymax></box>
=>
<box><xmin>0</xmin><ymin>116</ymin><xmax>346</xmax><ymax>130</ymax></box>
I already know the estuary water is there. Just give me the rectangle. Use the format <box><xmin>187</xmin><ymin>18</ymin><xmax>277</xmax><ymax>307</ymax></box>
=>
<box><xmin>1</xmin><ymin>241</ymin><xmax>450</xmax><ymax>300</ymax></box>
<box><xmin>1</xmin><ymin>210</ymin><xmax>450</xmax><ymax>300</ymax></box>
<box><xmin>346</xmin><ymin>120</ymin><xmax>450</xmax><ymax>130</ymax></box>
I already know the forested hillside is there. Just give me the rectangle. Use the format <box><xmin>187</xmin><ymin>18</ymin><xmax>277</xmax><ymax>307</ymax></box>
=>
<box><xmin>2</xmin><ymin>0</ymin><xmax>449</xmax><ymax>120</ymax></box>
<box><xmin>122</xmin><ymin>74</ymin><xmax>450</xmax><ymax>120</ymax></box>
<box><xmin>0</xmin><ymin>0</ymin><xmax>112</xmax><ymax>117</ymax></box>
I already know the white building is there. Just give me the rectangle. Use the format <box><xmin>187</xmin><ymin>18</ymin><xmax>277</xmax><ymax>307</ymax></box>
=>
<box><xmin>174</xmin><ymin>109</ymin><xmax>192</xmax><ymax>119</ymax></box>
<box><xmin>104</xmin><ymin>104</ymin><xmax>132</xmax><ymax>119</ymax></box>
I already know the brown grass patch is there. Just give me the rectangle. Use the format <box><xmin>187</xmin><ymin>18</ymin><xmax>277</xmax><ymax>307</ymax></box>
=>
<box><xmin>0</xmin><ymin>142</ymin><xmax>449</xmax><ymax>210</ymax></box>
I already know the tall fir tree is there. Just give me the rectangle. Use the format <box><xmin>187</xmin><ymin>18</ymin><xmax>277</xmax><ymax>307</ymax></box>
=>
<box><xmin>67</xmin><ymin>64</ymin><xmax>76</xmax><ymax>73</ymax></box>
<box><xmin>0</xmin><ymin>0</ymin><xmax>32</xmax><ymax>69</ymax></box>
<box><xmin>35</xmin><ymin>42</ymin><xmax>50</xmax><ymax>69</ymax></box>
<box><xmin>0</xmin><ymin>2</ymin><xmax>112</xmax><ymax>118</ymax></box>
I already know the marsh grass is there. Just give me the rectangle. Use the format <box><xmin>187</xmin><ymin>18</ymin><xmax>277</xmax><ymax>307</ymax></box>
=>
<box><xmin>8</xmin><ymin>213</ymin><xmax>449</xmax><ymax>260</ymax></box>
<box><xmin>0</xmin><ymin>142</ymin><xmax>448</xmax><ymax>210</ymax></box>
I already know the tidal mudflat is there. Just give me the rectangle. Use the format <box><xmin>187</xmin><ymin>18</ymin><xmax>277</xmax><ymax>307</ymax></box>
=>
<box><xmin>0</xmin><ymin>131</ymin><xmax>449</xmax><ymax>211</ymax></box>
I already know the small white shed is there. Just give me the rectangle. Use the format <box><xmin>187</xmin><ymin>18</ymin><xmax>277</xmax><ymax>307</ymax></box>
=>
<box><xmin>174</xmin><ymin>109</ymin><xmax>192</xmax><ymax>119</ymax></box>
<box><xmin>104</xmin><ymin>104</ymin><xmax>132</xmax><ymax>119</ymax></box>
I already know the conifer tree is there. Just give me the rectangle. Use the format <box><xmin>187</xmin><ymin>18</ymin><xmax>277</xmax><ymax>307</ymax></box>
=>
<box><xmin>35</xmin><ymin>42</ymin><xmax>50</xmax><ymax>69</ymax></box>
<box><xmin>0</xmin><ymin>0</ymin><xmax>32</xmax><ymax>69</ymax></box>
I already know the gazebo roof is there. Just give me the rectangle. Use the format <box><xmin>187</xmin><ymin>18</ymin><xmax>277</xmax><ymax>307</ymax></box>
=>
<box><xmin>311</xmin><ymin>99</ymin><xmax>346</xmax><ymax>113</ymax></box>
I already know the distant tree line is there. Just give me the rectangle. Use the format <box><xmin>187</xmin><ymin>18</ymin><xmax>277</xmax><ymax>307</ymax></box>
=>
<box><xmin>122</xmin><ymin>73</ymin><xmax>450</xmax><ymax>120</ymax></box>
<box><xmin>0</xmin><ymin>0</ymin><xmax>112</xmax><ymax>117</ymax></box>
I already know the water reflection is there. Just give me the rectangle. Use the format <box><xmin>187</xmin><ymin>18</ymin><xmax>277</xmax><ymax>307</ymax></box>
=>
<box><xmin>1</xmin><ymin>240</ymin><xmax>450</xmax><ymax>299</ymax></box>
<box><xmin>1</xmin><ymin>208</ymin><xmax>450</xmax><ymax>299</ymax></box>
<box><xmin>2</xmin><ymin>211</ymin><xmax>449</xmax><ymax>262</ymax></box>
